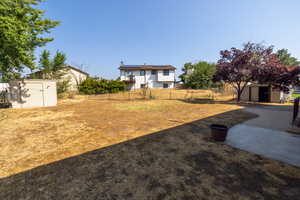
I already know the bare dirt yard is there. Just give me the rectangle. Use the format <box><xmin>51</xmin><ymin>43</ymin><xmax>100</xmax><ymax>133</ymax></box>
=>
<box><xmin>0</xmin><ymin>96</ymin><xmax>300</xmax><ymax>199</ymax></box>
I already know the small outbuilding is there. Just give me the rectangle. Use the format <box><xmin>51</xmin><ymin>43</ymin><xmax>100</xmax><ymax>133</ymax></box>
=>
<box><xmin>8</xmin><ymin>79</ymin><xmax>57</xmax><ymax>108</ymax></box>
<box><xmin>241</xmin><ymin>83</ymin><xmax>288</xmax><ymax>103</ymax></box>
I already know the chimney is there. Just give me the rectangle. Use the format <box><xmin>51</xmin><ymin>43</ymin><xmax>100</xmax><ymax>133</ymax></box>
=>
<box><xmin>120</xmin><ymin>61</ymin><xmax>124</xmax><ymax>66</ymax></box>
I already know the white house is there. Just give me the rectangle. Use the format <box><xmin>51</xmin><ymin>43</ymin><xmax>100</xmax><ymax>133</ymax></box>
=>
<box><xmin>119</xmin><ymin>65</ymin><xmax>176</xmax><ymax>90</ymax></box>
<box><xmin>61</xmin><ymin>66</ymin><xmax>89</xmax><ymax>91</ymax></box>
<box><xmin>29</xmin><ymin>65</ymin><xmax>89</xmax><ymax>91</ymax></box>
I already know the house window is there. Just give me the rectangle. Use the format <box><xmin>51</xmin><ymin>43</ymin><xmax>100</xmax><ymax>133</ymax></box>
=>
<box><xmin>163</xmin><ymin>83</ymin><xmax>169</xmax><ymax>88</ymax></box>
<box><xmin>140</xmin><ymin>84</ymin><xmax>146</xmax><ymax>88</ymax></box>
<box><xmin>151</xmin><ymin>70</ymin><xmax>157</xmax><ymax>75</ymax></box>
<box><xmin>124</xmin><ymin>70</ymin><xmax>132</xmax><ymax>76</ymax></box>
<box><xmin>140</xmin><ymin>70</ymin><xmax>145</xmax><ymax>76</ymax></box>
<box><xmin>163</xmin><ymin>69</ymin><xmax>169</xmax><ymax>76</ymax></box>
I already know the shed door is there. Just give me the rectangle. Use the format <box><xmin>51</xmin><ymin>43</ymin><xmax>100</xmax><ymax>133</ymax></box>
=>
<box><xmin>22</xmin><ymin>83</ymin><xmax>44</xmax><ymax>108</ymax></box>
<box><xmin>258</xmin><ymin>86</ymin><xmax>270</xmax><ymax>102</ymax></box>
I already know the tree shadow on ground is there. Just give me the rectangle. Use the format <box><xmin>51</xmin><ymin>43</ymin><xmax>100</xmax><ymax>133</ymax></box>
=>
<box><xmin>0</xmin><ymin>109</ymin><xmax>299</xmax><ymax>200</ymax></box>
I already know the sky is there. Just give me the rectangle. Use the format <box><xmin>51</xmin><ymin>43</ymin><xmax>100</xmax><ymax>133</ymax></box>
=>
<box><xmin>38</xmin><ymin>0</ymin><xmax>300</xmax><ymax>79</ymax></box>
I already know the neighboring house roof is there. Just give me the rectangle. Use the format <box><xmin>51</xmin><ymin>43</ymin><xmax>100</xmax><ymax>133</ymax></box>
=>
<box><xmin>28</xmin><ymin>65</ymin><xmax>89</xmax><ymax>77</ymax></box>
<box><xmin>119</xmin><ymin>65</ymin><xmax>176</xmax><ymax>70</ymax></box>
<box><xmin>65</xmin><ymin>65</ymin><xmax>89</xmax><ymax>76</ymax></box>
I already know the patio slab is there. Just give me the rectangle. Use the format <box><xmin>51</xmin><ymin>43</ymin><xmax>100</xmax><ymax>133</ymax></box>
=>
<box><xmin>243</xmin><ymin>105</ymin><xmax>293</xmax><ymax>131</ymax></box>
<box><xmin>227</xmin><ymin>122</ymin><xmax>300</xmax><ymax>168</ymax></box>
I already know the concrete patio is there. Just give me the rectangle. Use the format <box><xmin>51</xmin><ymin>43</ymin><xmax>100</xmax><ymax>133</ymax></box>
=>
<box><xmin>227</xmin><ymin>105</ymin><xmax>300</xmax><ymax>167</ymax></box>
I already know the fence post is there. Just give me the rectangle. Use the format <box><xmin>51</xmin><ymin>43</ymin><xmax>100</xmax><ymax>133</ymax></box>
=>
<box><xmin>184</xmin><ymin>90</ymin><xmax>188</xmax><ymax>100</ymax></box>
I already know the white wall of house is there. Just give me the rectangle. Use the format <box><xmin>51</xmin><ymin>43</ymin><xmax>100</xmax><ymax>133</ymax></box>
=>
<box><xmin>157</xmin><ymin>70</ymin><xmax>175</xmax><ymax>82</ymax></box>
<box><xmin>61</xmin><ymin>68</ymin><xmax>88</xmax><ymax>91</ymax></box>
<box><xmin>120</xmin><ymin>69</ymin><xmax>175</xmax><ymax>89</ymax></box>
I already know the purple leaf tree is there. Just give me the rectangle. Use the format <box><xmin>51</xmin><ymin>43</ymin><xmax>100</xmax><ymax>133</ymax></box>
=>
<box><xmin>214</xmin><ymin>42</ymin><xmax>300</xmax><ymax>102</ymax></box>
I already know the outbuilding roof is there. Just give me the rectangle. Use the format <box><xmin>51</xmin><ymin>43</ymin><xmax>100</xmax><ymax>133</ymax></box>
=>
<box><xmin>65</xmin><ymin>65</ymin><xmax>89</xmax><ymax>76</ymax></box>
<box><xmin>119</xmin><ymin>65</ymin><xmax>176</xmax><ymax>70</ymax></box>
<box><xmin>28</xmin><ymin>65</ymin><xmax>89</xmax><ymax>77</ymax></box>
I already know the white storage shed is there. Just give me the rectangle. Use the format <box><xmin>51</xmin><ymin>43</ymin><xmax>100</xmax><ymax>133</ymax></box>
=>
<box><xmin>0</xmin><ymin>83</ymin><xmax>9</xmax><ymax>92</ymax></box>
<box><xmin>8</xmin><ymin>80</ymin><xmax>57</xmax><ymax>108</ymax></box>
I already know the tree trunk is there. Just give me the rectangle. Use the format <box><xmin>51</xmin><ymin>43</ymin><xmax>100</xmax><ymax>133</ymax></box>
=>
<box><xmin>236</xmin><ymin>83</ymin><xmax>241</xmax><ymax>102</ymax></box>
<box><xmin>236</xmin><ymin>85</ymin><xmax>247</xmax><ymax>102</ymax></box>
<box><xmin>237</xmin><ymin>90</ymin><xmax>242</xmax><ymax>102</ymax></box>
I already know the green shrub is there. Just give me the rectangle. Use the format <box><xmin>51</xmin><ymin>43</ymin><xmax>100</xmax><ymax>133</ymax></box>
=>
<box><xmin>57</xmin><ymin>93</ymin><xmax>67</xmax><ymax>99</ymax></box>
<box><xmin>0</xmin><ymin>91</ymin><xmax>10</xmax><ymax>108</ymax></box>
<box><xmin>57</xmin><ymin>91</ymin><xmax>77</xmax><ymax>99</ymax></box>
<box><xmin>57</xmin><ymin>80</ymin><xmax>70</xmax><ymax>94</ymax></box>
<box><xmin>0</xmin><ymin>91</ymin><xmax>7</xmax><ymax>100</ymax></box>
<box><xmin>78</xmin><ymin>78</ymin><xmax>126</xmax><ymax>95</ymax></box>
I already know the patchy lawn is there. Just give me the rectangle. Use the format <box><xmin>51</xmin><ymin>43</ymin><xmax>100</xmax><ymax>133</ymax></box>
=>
<box><xmin>0</xmin><ymin>98</ymin><xmax>250</xmax><ymax>178</ymax></box>
<box><xmin>0</xmin><ymin>102</ymin><xmax>300</xmax><ymax>199</ymax></box>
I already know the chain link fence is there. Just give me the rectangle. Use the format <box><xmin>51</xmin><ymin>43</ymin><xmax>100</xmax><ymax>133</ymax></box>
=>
<box><xmin>86</xmin><ymin>87</ymin><xmax>236</xmax><ymax>102</ymax></box>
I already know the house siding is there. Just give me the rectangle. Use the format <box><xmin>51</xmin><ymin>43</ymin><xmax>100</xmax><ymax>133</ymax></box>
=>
<box><xmin>61</xmin><ymin>68</ymin><xmax>88</xmax><ymax>91</ymax></box>
<box><xmin>120</xmin><ymin>69</ymin><xmax>175</xmax><ymax>90</ymax></box>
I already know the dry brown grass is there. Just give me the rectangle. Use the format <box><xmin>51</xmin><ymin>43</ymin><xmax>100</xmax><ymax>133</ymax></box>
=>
<box><xmin>0</xmin><ymin>95</ymin><xmax>246</xmax><ymax>178</ymax></box>
<box><xmin>1</xmin><ymin>104</ymin><xmax>299</xmax><ymax>199</ymax></box>
<box><xmin>86</xmin><ymin>88</ymin><xmax>235</xmax><ymax>101</ymax></box>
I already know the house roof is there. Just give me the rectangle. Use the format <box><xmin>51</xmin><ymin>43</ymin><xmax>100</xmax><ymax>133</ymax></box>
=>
<box><xmin>28</xmin><ymin>65</ymin><xmax>89</xmax><ymax>76</ymax></box>
<box><xmin>119</xmin><ymin>65</ymin><xmax>176</xmax><ymax>70</ymax></box>
<box><xmin>65</xmin><ymin>65</ymin><xmax>89</xmax><ymax>76</ymax></box>
<box><xmin>10</xmin><ymin>79</ymin><xmax>57</xmax><ymax>83</ymax></box>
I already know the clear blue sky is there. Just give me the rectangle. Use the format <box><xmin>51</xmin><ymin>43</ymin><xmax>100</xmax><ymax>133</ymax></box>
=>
<box><xmin>38</xmin><ymin>0</ymin><xmax>300</xmax><ymax>79</ymax></box>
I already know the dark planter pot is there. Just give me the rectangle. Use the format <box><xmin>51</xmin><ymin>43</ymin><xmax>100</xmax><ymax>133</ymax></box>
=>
<box><xmin>210</xmin><ymin>124</ymin><xmax>228</xmax><ymax>142</ymax></box>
